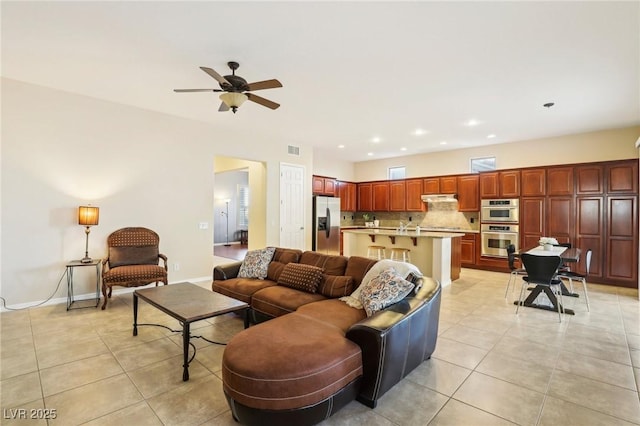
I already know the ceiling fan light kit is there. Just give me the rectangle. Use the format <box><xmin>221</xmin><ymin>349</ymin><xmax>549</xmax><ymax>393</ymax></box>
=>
<box><xmin>219</xmin><ymin>92</ymin><xmax>248</xmax><ymax>114</ymax></box>
<box><xmin>175</xmin><ymin>61</ymin><xmax>282</xmax><ymax>113</ymax></box>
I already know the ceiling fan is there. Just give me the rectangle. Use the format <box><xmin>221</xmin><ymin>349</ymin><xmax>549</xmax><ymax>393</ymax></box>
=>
<box><xmin>174</xmin><ymin>61</ymin><xmax>282</xmax><ymax>113</ymax></box>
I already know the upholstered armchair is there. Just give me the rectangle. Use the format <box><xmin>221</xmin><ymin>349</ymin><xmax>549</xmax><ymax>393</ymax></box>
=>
<box><xmin>101</xmin><ymin>227</ymin><xmax>168</xmax><ymax>310</ymax></box>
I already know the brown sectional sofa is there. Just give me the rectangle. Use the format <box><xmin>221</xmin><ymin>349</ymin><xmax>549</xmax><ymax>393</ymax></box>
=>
<box><xmin>212</xmin><ymin>248</ymin><xmax>442</xmax><ymax>426</ymax></box>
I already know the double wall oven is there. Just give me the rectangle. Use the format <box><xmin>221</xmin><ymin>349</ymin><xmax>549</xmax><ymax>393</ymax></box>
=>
<box><xmin>480</xmin><ymin>199</ymin><xmax>519</xmax><ymax>258</ymax></box>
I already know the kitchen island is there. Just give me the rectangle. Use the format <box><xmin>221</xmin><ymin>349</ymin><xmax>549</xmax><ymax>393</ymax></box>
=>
<box><xmin>341</xmin><ymin>229</ymin><xmax>464</xmax><ymax>286</ymax></box>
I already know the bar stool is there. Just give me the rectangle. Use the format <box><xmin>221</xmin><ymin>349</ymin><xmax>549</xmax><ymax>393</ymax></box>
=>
<box><xmin>367</xmin><ymin>245</ymin><xmax>386</xmax><ymax>260</ymax></box>
<box><xmin>389</xmin><ymin>248</ymin><xmax>411</xmax><ymax>263</ymax></box>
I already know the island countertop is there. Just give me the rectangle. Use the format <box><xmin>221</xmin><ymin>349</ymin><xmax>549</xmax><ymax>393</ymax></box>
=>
<box><xmin>341</xmin><ymin>229</ymin><xmax>465</xmax><ymax>238</ymax></box>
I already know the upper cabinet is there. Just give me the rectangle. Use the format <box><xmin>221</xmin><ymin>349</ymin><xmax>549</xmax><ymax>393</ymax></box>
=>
<box><xmin>547</xmin><ymin>167</ymin><xmax>574</xmax><ymax>196</ymax></box>
<box><xmin>405</xmin><ymin>178</ymin><xmax>425</xmax><ymax>211</ymax></box>
<box><xmin>521</xmin><ymin>169</ymin><xmax>546</xmax><ymax>197</ymax></box>
<box><xmin>576</xmin><ymin>165</ymin><xmax>604</xmax><ymax>195</ymax></box>
<box><xmin>357</xmin><ymin>182</ymin><xmax>373</xmax><ymax>211</ymax></box>
<box><xmin>440</xmin><ymin>176</ymin><xmax>458</xmax><ymax>194</ymax></box>
<box><xmin>480</xmin><ymin>171</ymin><xmax>520</xmax><ymax>198</ymax></box>
<box><xmin>312</xmin><ymin>175</ymin><xmax>336</xmax><ymax>196</ymax></box>
<box><xmin>372</xmin><ymin>181</ymin><xmax>390</xmax><ymax>211</ymax></box>
<box><xmin>389</xmin><ymin>181</ymin><xmax>406</xmax><ymax>211</ymax></box>
<box><xmin>422</xmin><ymin>178</ymin><xmax>439</xmax><ymax>194</ymax></box>
<box><xmin>337</xmin><ymin>181</ymin><xmax>357</xmax><ymax>211</ymax></box>
<box><xmin>607</xmin><ymin>161</ymin><xmax>638</xmax><ymax>194</ymax></box>
<box><xmin>457</xmin><ymin>175</ymin><xmax>480</xmax><ymax>211</ymax></box>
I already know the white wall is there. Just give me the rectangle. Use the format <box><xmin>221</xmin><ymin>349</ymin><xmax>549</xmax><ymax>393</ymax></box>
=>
<box><xmin>312</xmin><ymin>149</ymin><xmax>356</xmax><ymax>181</ymax></box>
<box><xmin>1</xmin><ymin>78</ymin><xmax>313</xmax><ymax>307</ymax></box>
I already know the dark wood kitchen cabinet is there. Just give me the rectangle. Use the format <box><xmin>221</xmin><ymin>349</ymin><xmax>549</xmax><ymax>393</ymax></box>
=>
<box><xmin>576</xmin><ymin>165</ymin><xmax>604</xmax><ymax>195</ymax></box>
<box><xmin>423</xmin><ymin>178</ymin><xmax>440</xmax><ymax>194</ymax></box>
<box><xmin>606</xmin><ymin>195</ymin><xmax>638</xmax><ymax>285</ymax></box>
<box><xmin>546</xmin><ymin>196</ymin><xmax>573</xmax><ymax>245</ymax></box>
<box><xmin>405</xmin><ymin>178</ymin><xmax>425</xmax><ymax>211</ymax></box>
<box><xmin>389</xmin><ymin>180</ymin><xmax>406</xmax><ymax>211</ymax></box>
<box><xmin>520</xmin><ymin>197</ymin><xmax>546</xmax><ymax>249</ymax></box>
<box><xmin>457</xmin><ymin>175</ymin><xmax>480</xmax><ymax>211</ymax></box>
<box><xmin>357</xmin><ymin>182</ymin><xmax>373</xmax><ymax>211</ymax></box>
<box><xmin>372</xmin><ymin>181</ymin><xmax>389</xmax><ymax>211</ymax></box>
<box><xmin>607</xmin><ymin>161</ymin><xmax>638</xmax><ymax>194</ymax></box>
<box><xmin>338</xmin><ymin>181</ymin><xmax>357</xmax><ymax>211</ymax></box>
<box><xmin>547</xmin><ymin>167</ymin><xmax>574</xmax><ymax>196</ymax></box>
<box><xmin>480</xmin><ymin>171</ymin><xmax>520</xmax><ymax>198</ymax></box>
<box><xmin>461</xmin><ymin>233</ymin><xmax>478</xmax><ymax>266</ymax></box>
<box><xmin>575</xmin><ymin>196</ymin><xmax>604</xmax><ymax>280</ymax></box>
<box><xmin>440</xmin><ymin>176</ymin><xmax>458</xmax><ymax>194</ymax></box>
<box><xmin>521</xmin><ymin>169</ymin><xmax>546</xmax><ymax>196</ymax></box>
<box><xmin>312</xmin><ymin>175</ymin><xmax>336</xmax><ymax>196</ymax></box>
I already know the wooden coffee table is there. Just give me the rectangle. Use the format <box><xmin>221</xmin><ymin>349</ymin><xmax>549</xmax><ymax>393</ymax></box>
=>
<box><xmin>133</xmin><ymin>282</ymin><xmax>249</xmax><ymax>381</ymax></box>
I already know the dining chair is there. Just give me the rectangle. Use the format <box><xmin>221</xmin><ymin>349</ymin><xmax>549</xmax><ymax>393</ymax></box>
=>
<box><xmin>557</xmin><ymin>248</ymin><xmax>591</xmax><ymax>311</ymax></box>
<box><xmin>516</xmin><ymin>253</ymin><xmax>564</xmax><ymax>321</ymax></box>
<box><xmin>505</xmin><ymin>244</ymin><xmax>526</xmax><ymax>298</ymax></box>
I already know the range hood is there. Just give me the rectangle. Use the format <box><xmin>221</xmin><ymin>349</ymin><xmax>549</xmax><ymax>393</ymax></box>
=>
<box><xmin>421</xmin><ymin>194</ymin><xmax>459</xmax><ymax>212</ymax></box>
<box><xmin>419</xmin><ymin>194</ymin><xmax>471</xmax><ymax>230</ymax></box>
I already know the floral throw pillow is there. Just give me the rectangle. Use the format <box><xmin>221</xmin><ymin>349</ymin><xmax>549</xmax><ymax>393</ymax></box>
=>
<box><xmin>359</xmin><ymin>267</ymin><xmax>415</xmax><ymax>317</ymax></box>
<box><xmin>238</xmin><ymin>247</ymin><xmax>276</xmax><ymax>279</ymax></box>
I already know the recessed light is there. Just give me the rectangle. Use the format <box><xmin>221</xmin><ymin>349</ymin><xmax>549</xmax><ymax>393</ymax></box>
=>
<box><xmin>367</xmin><ymin>152</ymin><xmax>374</xmax><ymax>156</ymax></box>
<box><xmin>400</xmin><ymin>147</ymin><xmax>407</xmax><ymax>151</ymax></box>
<box><xmin>338</xmin><ymin>144</ymin><xmax>345</xmax><ymax>148</ymax></box>
<box><xmin>413</xmin><ymin>128</ymin><xmax>427</xmax><ymax>136</ymax></box>
<box><xmin>465</xmin><ymin>119</ymin><xmax>481</xmax><ymax>127</ymax></box>
<box><xmin>371</xmin><ymin>137</ymin><xmax>381</xmax><ymax>143</ymax></box>
<box><xmin>439</xmin><ymin>141</ymin><xmax>447</xmax><ymax>145</ymax></box>
<box><xmin>487</xmin><ymin>134</ymin><xmax>496</xmax><ymax>139</ymax></box>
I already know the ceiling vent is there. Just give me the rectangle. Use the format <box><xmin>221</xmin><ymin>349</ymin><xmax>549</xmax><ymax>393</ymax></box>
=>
<box><xmin>287</xmin><ymin>145</ymin><xmax>300</xmax><ymax>156</ymax></box>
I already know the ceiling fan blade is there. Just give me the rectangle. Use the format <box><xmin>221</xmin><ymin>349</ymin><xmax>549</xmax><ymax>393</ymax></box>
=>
<box><xmin>246</xmin><ymin>93</ymin><xmax>280</xmax><ymax>110</ymax></box>
<box><xmin>174</xmin><ymin>88</ymin><xmax>223</xmax><ymax>93</ymax></box>
<box><xmin>218</xmin><ymin>102</ymin><xmax>230</xmax><ymax>112</ymax></box>
<box><xmin>246</xmin><ymin>79</ymin><xmax>283</xmax><ymax>91</ymax></box>
<box><xmin>200</xmin><ymin>67</ymin><xmax>231</xmax><ymax>86</ymax></box>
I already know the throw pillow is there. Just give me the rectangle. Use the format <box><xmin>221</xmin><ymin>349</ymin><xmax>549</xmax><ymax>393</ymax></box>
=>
<box><xmin>318</xmin><ymin>275</ymin><xmax>354</xmax><ymax>298</ymax></box>
<box><xmin>277</xmin><ymin>263</ymin><xmax>324</xmax><ymax>293</ymax></box>
<box><xmin>238</xmin><ymin>247</ymin><xmax>276</xmax><ymax>279</ymax></box>
<box><xmin>359</xmin><ymin>267</ymin><xmax>415</xmax><ymax>317</ymax></box>
<box><xmin>109</xmin><ymin>246</ymin><xmax>159</xmax><ymax>268</ymax></box>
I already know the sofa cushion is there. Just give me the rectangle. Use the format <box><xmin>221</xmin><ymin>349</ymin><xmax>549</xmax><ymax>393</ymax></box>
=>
<box><xmin>238</xmin><ymin>247</ymin><xmax>276</xmax><ymax>279</ymax></box>
<box><xmin>277</xmin><ymin>263</ymin><xmax>324</xmax><ymax>293</ymax></box>
<box><xmin>212</xmin><ymin>277</ymin><xmax>277</xmax><ymax>304</ymax></box>
<box><xmin>222</xmin><ymin>312</ymin><xmax>363</xmax><ymax>410</ymax></box>
<box><xmin>102</xmin><ymin>265</ymin><xmax>165</xmax><ymax>285</ymax></box>
<box><xmin>296</xmin><ymin>299</ymin><xmax>366</xmax><ymax>333</ymax></box>
<box><xmin>360</xmin><ymin>267</ymin><xmax>415</xmax><ymax>317</ymax></box>
<box><xmin>265</xmin><ymin>248</ymin><xmax>302</xmax><ymax>282</ymax></box>
<box><xmin>252</xmin><ymin>286</ymin><xmax>326</xmax><ymax>318</ymax></box>
<box><xmin>344</xmin><ymin>256</ymin><xmax>378</xmax><ymax>289</ymax></box>
<box><xmin>300</xmin><ymin>251</ymin><xmax>348</xmax><ymax>276</ymax></box>
<box><xmin>318</xmin><ymin>275</ymin><xmax>354</xmax><ymax>298</ymax></box>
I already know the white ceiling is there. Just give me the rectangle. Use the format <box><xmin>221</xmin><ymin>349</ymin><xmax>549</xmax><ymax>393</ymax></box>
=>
<box><xmin>2</xmin><ymin>1</ymin><xmax>639</xmax><ymax>162</ymax></box>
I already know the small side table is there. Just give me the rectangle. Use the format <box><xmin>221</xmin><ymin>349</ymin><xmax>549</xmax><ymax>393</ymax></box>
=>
<box><xmin>66</xmin><ymin>259</ymin><xmax>101</xmax><ymax>311</ymax></box>
<box><xmin>239</xmin><ymin>229</ymin><xmax>248</xmax><ymax>245</ymax></box>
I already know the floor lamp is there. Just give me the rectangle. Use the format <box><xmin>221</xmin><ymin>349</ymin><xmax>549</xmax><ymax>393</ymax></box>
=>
<box><xmin>221</xmin><ymin>199</ymin><xmax>231</xmax><ymax>246</ymax></box>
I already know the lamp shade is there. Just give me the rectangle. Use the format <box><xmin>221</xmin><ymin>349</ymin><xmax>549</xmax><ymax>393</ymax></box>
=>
<box><xmin>78</xmin><ymin>206</ymin><xmax>99</xmax><ymax>226</ymax></box>
<box><xmin>219</xmin><ymin>92</ymin><xmax>248</xmax><ymax>108</ymax></box>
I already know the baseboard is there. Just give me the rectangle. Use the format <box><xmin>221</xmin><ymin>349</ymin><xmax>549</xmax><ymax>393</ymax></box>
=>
<box><xmin>0</xmin><ymin>277</ymin><xmax>213</xmax><ymax>312</ymax></box>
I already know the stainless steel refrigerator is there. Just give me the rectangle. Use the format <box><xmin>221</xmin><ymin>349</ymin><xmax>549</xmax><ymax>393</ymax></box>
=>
<box><xmin>313</xmin><ymin>196</ymin><xmax>341</xmax><ymax>255</ymax></box>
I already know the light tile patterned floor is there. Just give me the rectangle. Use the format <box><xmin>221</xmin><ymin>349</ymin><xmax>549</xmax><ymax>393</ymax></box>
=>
<box><xmin>1</xmin><ymin>267</ymin><xmax>639</xmax><ymax>425</ymax></box>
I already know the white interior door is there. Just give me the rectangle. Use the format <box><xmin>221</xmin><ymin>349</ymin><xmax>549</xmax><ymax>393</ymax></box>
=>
<box><xmin>280</xmin><ymin>163</ymin><xmax>305</xmax><ymax>250</ymax></box>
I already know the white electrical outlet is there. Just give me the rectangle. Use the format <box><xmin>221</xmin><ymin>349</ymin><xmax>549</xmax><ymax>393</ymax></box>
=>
<box><xmin>199</xmin><ymin>222</ymin><xmax>209</xmax><ymax>230</ymax></box>
<box><xmin>174</xmin><ymin>263</ymin><xmax>180</xmax><ymax>271</ymax></box>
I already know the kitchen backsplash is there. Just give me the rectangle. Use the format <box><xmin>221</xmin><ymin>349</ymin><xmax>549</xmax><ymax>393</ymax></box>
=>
<box><xmin>340</xmin><ymin>211</ymin><xmax>480</xmax><ymax>231</ymax></box>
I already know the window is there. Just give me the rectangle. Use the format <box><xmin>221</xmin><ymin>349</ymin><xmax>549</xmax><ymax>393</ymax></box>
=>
<box><xmin>388</xmin><ymin>166</ymin><xmax>406</xmax><ymax>180</ymax></box>
<box><xmin>237</xmin><ymin>185</ymin><xmax>249</xmax><ymax>228</ymax></box>
<box><xmin>470</xmin><ymin>157</ymin><xmax>496</xmax><ymax>173</ymax></box>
